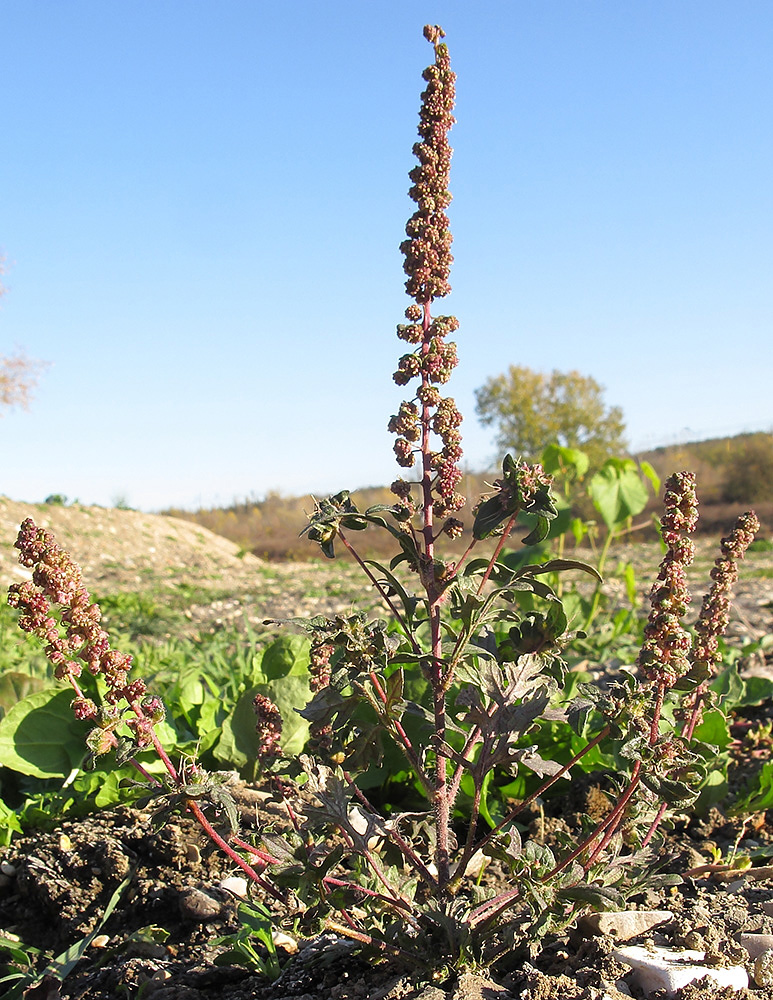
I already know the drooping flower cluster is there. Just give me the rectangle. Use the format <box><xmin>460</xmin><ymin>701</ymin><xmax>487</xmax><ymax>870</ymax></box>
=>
<box><xmin>691</xmin><ymin>510</ymin><xmax>760</xmax><ymax>673</ymax></box>
<box><xmin>390</xmin><ymin>27</ymin><xmax>464</xmax><ymax>520</ymax></box>
<box><xmin>7</xmin><ymin>518</ymin><xmax>165</xmax><ymax>756</ymax></box>
<box><xmin>637</xmin><ymin>473</ymin><xmax>699</xmax><ymax>686</ymax></box>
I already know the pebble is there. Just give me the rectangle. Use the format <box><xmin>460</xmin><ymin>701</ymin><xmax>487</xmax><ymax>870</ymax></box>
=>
<box><xmin>579</xmin><ymin>909</ymin><xmax>673</xmax><ymax>941</ymax></box>
<box><xmin>178</xmin><ymin>886</ymin><xmax>224</xmax><ymax>922</ymax></box>
<box><xmin>753</xmin><ymin>950</ymin><xmax>773</xmax><ymax>988</ymax></box>
<box><xmin>0</xmin><ymin>862</ymin><xmax>16</xmax><ymax>877</ymax></box>
<box><xmin>612</xmin><ymin>944</ymin><xmax>749</xmax><ymax>996</ymax></box>
<box><xmin>739</xmin><ymin>932</ymin><xmax>773</xmax><ymax>959</ymax></box>
<box><xmin>272</xmin><ymin>930</ymin><xmax>298</xmax><ymax>953</ymax></box>
<box><xmin>219</xmin><ymin>875</ymin><xmax>249</xmax><ymax>899</ymax></box>
<box><xmin>763</xmin><ymin>901</ymin><xmax>773</xmax><ymax>917</ymax></box>
<box><xmin>90</xmin><ymin>934</ymin><xmax>110</xmax><ymax>949</ymax></box>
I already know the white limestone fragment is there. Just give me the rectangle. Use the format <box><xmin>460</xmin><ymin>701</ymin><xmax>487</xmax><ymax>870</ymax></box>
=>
<box><xmin>612</xmin><ymin>944</ymin><xmax>748</xmax><ymax>997</ymax></box>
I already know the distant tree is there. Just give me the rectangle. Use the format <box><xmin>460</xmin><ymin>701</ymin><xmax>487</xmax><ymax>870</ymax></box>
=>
<box><xmin>0</xmin><ymin>255</ymin><xmax>48</xmax><ymax>415</ymax></box>
<box><xmin>475</xmin><ymin>365</ymin><xmax>627</xmax><ymax>471</ymax></box>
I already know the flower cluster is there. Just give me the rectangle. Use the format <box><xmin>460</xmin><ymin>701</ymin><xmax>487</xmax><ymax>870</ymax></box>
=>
<box><xmin>637</xmin><ymin>473</ymin><xmax>699</xmax><ymax>686</ymax></box>
<box><xmin>7</xmin><ymin>518</ymin><xmax>165</xmax><ymax>757</ymax></box>
<box><xmin>400</xmin><ymin>24</ymin><xmax>455</xmax><ymax>303</ymax></box>
<box><xmin>253</xmin><ymin>693</ymin><xmax>283</xmax><ymax>760</ymax></box>
<box><xmin>691</xmin><ymin>510</ymin><xmax>760</xmax><ymax>673</ymax></box>
<box><xmin>390</xmin><ymin>27</ymin><xmax>464</xmax><ymax>518</ymax></box>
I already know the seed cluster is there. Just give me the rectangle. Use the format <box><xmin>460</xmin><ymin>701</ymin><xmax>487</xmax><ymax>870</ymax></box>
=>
<box><xmin>692</xmin><ymin>510</ymin><xmax>760</xmax><ymax>671</ymax></box>
<box><xmin>252</xmin><ymin>693</ymin><xmax>283</xmax><ymax>760</ymax></box>
<box><xmin>390</xmin><ymin>26</ymin><xmax>464</xmax><ymax>518</ymax></box>
<box><xmin>637</xmin><ymin>473</ymin><xmax>699</xmax><ymax>687</ymax></box>
<box><xmin>7</xmin><ymin>518</ymin><xmax>165</xmax><ymax>755</ymax></box>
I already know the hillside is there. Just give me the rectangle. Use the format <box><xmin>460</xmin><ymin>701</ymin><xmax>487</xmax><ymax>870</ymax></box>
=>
<box><xmin>166</xmin><ymin>432</ymin><xmax>772</xmax><ymax>560</ymax></box>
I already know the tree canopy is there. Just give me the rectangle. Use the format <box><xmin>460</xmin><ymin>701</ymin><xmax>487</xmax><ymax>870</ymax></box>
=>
<box><xmin>475</xmin><ymin>366</ymin><xmax>627</xmax><ymax>471</ymax></box>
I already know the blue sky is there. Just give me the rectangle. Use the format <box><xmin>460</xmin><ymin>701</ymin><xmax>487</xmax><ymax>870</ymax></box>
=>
<box><xmin>2</xmin><ymin>1</ymin><xmax>771</xmax><ymax>511</ymax></box>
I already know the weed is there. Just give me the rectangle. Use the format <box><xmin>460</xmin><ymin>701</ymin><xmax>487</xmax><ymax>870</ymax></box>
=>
<box><xmin>2</xmin><ymin>22</ymin><xmax>766</xmax><ymax>985</ymax></box>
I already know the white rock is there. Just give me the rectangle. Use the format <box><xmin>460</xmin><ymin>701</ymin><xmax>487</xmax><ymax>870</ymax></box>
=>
<box><xmin>271</xmin><ymin>930</ymin><xmax>298</xmax><ymax>953</ymax></box>
<box><xmin>580</xmin><ymin>909</ymin><xmax>673</xmax><ymax>941</ymax></box>
<box><xmin>0</xmin><ymin>862</ymin><xmax>16</xmax><ymax>877</ymax></box>
<box><xmin>612</xmin><ymin>944</ymin><xmax>749</xmax><ymax>997</ymax></box>
<box><xmin>219</xmin><ymin>875</ymin><xmax>249</xmax><ymax>899</ymax></box>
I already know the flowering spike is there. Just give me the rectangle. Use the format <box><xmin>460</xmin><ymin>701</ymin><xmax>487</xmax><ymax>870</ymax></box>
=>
<box><xmin>637</xmin><ymin>472</ymin><xmax>699</xmax><ymax>687</ymax></box>
<box><xmin>390</xmin><ymin>28</ymin><xmax>464</xmax><ymax>518</ymax></box>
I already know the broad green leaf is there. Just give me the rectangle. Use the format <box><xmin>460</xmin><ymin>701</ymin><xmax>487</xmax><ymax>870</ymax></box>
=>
<box><xmin>588</xmin><ymin>459</ymin><xmax>649</xmax><ymax>530</ymax></box>
<box><xmin>0</xmin><ymin>671</ymin><xmax>47</xmax><ymax>719</ymax></box>
<box><xmin>254</xmin><ymin>635</ymin><xmax>311</xmax><ymax>682</ymax></box>
<box><xmin>0</xmin><ymin>688</ymin><xmax>88</xmax><ymax>778</ymax></box>
<box><xmin>691</xmin><ymin>709</ymin><xmax>732</xmax><ymax>750</ymax></box>
<box><xmin>541</xmin><ymin>444</ymin><xmax>589</xmax><ymax>480</ymax></box>
<box><xmin>736</xmin><ymin>674</ymin><xmax>773</xmax><ymax>708</ymax></box>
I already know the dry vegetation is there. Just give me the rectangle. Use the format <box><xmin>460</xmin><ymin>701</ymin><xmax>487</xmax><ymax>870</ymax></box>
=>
<box><xmin>166</xmin><ymin>432</ymin><xmax>773</xmax><ymax>560</ymax></box>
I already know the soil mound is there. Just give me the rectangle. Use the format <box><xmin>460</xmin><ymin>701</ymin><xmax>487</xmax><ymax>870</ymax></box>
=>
<box><xmin>0</xmin><ymin>497</ymin><xmax>266</xmax><ymax>594</ymax></box>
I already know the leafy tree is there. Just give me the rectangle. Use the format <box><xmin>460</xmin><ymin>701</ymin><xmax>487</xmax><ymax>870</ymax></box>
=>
<box><xmin>475</xmin><ymin>365</ymin><xmax>626</xmax><ymax>471</ymax></box>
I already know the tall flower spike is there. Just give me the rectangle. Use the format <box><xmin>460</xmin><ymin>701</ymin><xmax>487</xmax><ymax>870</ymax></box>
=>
<box><xmin>390</xmin><ymin>27</ymin><xmax>464</xmax><ymax>518</ymax></box>
<box><xmin>637</xmin><ymin>472</ymin><xmax>699</xmax><ymax>687</ymax></box>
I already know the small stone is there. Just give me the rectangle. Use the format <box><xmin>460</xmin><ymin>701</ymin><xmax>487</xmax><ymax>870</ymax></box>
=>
<box><xmin>753</xmin><ymin>950</ymin><xmax>773</xmax><ymax>988</ymax></box>
<box><xmin>612</xmin><ymin>945</ymin><xmax>749</xmax><ymax>996</ymax></box>
<box><xmin>0</xmin><ymin>862</ymin><xmax>17</xmax><ymax>877</ymax></box>
<box><xmin>185</xmin><ymin>843</ymin><xmax>201</xmax><ymax>864</ymax></box>
<box><xmin>58</xmin><ymin>834</ymin><xmax>72</xmax><ymax>852</ymax></box>
<box><xmin>219</xmin><ymin>876</ymin><xmax>249</xmax><ymax>899</ymax></box>
<box><xmin>127</xmin><ymin>940</ymin><xmax>168</xmax><ymax>959</ymax></box>
<box><xmin>90</xmin><ymin>934</ymin><xmax>110</xmax><ymax>949</ymax></box>
<box><xmin>178</xmin><ymin>886</ymin><xmax>224</xmax><ymax>922</ymax></box>
<box><xmin>740</xmin><ymin>932</ymin><xmax>773</xmax><ymax>959</ymax></box>
<box><xmin>272</xmin><ymin>930</ymin><xmax>298</xmax><ymax>953</ymax></box>
<box><xmin>763</xmin><ymin>901</ymin><xmax>773</xmax><ymax>917</ymax></box>
<box><xmin>579</xmin><ymin>910</ymin><xmax>673</xmax><ymax>941</ymax></box>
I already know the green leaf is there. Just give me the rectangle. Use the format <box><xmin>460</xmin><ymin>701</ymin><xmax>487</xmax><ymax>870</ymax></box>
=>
<box><xmin>0</xmin><ymin>688</ymin><xmax>89</xmax><ymax>778</ymax></box>
<box><xmin>732</xmin><ymin>762</ymin><xmax>773</xmax><ymax>814</ymax></box>
<box><xmin>691</xmin><ymin>709</ymin><xmax>732</xmax><ymax>751</ymax></box>
<box><xmin>639</xmin><ymin>460</ymin><xmax>661</xmax><ymax>496</ymax></box>
<box><xmin>710</xmin><ymin>664</ymin><xmax>746</xmax><ymax>710</ymax></box>
<box><xmin>255</xmin><ymin>635</ymin><xmax>311</xmax><ymax>682</ymax></box>
<box><xmin>737</xmin><ymin>674</ymin><xmax>773</xmax><ymax>708</ymax></box>
<box><xmin>0</xmin><ymin>672</ymin><xmax>47</xmax><ymax>718</ymax></box>
<box><xmin>526</xmin><ymin>558</ymin><xmax>602</xmax><ymax>583</ymax></box>
<box><xmin>45</xmin><ymin>873</ymin><xmax>133</xmax><ymax>981</ymax></box>
<box><xmin>541</xmin><ymin>444</ymin><xmax>589</xmax><ymax>480</ymax></box>
<box><xmin>588</xmin><ymin>459</ymin><xmax>649</xmax><ymax>530</ymax></box>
